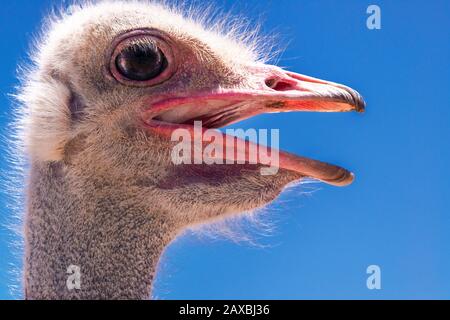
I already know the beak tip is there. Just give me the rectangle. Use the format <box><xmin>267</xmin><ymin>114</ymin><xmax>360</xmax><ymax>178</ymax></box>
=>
<box><xmin>356</xmin><ymin>101</ymin><xmax>366</xmax><ymax>113</ymax></box>
<box><xmin>340</xmin><ymin>172</ymin><xmax>355</xmax><ymax>187</ymax></box>
<box><xmin>348</xmin><ymin>172</ymin><xmax>356</xmax><ymax>183</ymax></box>
<box><xmin>325</xmin><ymin>171</ymin><xmax>355</xmax><ymax>187</ymax></box>
<box><xmin>354</xmin><ymin>93</ymin><xmax>366</xmax><ymax>113</ymax></box>
<box><xmin>349</xmin><ymin>91</ymin><xmax>366</xmax><ymax>113</ymax></box>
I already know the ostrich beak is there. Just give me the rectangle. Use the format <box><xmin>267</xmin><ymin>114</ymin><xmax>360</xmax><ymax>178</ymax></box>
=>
<box><xmin>144</xmin><ymin>64</ymin><xmax>365</xmax><ymax>186</ymax></box>
<box><xmin>258</xmin><ymin>68</ymin><xmax>366</xmax><ymax>113</ymax></box>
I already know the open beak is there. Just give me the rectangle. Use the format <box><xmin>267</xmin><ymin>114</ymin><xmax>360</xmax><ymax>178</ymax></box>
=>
<box><xmin>143</xmin><ymin>64</ymin><xmax>365</xmax><ymax>186</ymax></box>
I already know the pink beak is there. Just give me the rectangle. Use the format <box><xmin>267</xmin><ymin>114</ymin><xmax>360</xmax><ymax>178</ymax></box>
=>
<box><xmin>143</xmin><ymin>64</ymin><xmax>365</xmax><ymax>186</ymax></box>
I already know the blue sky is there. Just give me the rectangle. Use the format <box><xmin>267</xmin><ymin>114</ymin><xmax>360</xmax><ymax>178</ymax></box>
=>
<box><xmin>0</xmin><ymin>0</ymin><xmax>449</xmax><ymax>299</ymax></box>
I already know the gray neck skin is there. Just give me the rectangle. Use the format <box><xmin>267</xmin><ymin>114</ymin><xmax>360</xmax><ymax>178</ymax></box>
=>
<box><xmin>24</xmin><ymin>163</ymin><xmax>175</xmax><ymax>300</ymax></box>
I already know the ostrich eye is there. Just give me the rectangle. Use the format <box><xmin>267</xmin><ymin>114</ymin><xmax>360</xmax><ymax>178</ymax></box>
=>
<box><xmin>115</xmin><ymin>41</ymin><xmax>168</xmax><ymax>81</ymax></box>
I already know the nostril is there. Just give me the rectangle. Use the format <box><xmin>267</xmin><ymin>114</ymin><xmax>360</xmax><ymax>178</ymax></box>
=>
<box><xmin>265</xmin><ymin>78</ymin><xmax>277</xmax><ymax>89</ymax></box>
<box><xmin>265</xmin><ymin>78</ymin><xmax>295</xmax><ymax>92</ymax></box>
<box><xmin>265</xmin><ymin>77</ymin><xmax>296</xmax><ymax>92</ymax></box>
<box><xmin>272</xmin><ymin>81</ymin><xmax>295</xmax><ymax>91</ymax></box>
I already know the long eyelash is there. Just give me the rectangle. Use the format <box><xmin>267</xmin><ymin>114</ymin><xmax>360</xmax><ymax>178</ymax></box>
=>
<box><xmin>126</xmin><ymin>37</ymin><xmax>158</xmax><ymax>52</ymax></box>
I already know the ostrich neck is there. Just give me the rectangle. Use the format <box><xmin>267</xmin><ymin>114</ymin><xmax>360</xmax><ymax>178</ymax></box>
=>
<box><xmin>24</xmin><ymin>162</ymin><xmax>175</xmax><ymax>299</ymax></box>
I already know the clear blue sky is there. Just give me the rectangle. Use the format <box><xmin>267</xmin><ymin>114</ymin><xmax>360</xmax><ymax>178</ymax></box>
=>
<box><xmin>0</xmin><ymin>0</ymin><xmax>449</xmax><ymax>299</ymax></box>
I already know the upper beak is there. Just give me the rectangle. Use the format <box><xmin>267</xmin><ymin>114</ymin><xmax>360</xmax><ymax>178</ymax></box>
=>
<box><xmin>147</xmin><ymin>64</ymin><xmax>365</xmax><ymax>128</ymax></box>
<box><xmin>260</xmin><ymin>66</ymin><xmax>366</xmax><ymax>113</ymax></box>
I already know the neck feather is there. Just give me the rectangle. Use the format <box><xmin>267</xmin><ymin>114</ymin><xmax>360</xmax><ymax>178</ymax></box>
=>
<box><xmin>24</xmin><ymin>162</ymin><xmax>175</xmax><ymax>299</ymax></box>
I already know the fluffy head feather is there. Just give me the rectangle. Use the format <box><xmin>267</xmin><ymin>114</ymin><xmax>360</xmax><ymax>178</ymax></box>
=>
<box><xmin>15</xmin><ymin>0</ymin><xmax>273</xmax><ymax>162</ymax></box>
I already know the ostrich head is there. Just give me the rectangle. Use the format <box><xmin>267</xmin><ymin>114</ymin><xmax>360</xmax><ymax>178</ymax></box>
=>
<box><xmin>19</xmin><ymin>1</ymin><xmax>365</xmax><ymax>299</ymax></box>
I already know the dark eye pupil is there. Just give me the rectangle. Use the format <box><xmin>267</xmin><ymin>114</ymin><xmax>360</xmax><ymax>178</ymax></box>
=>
<box><xmin>115</xmin><ymin>42</ymin><xmax>167</xmax><ymax>81</ymax></box>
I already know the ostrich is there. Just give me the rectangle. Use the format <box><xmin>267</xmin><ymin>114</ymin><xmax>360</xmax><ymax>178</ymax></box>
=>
<box><xmin>15</xmin><ymin>1</ymin><xmax>365</xmax><ymax>299</ymax></box>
